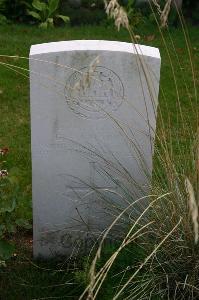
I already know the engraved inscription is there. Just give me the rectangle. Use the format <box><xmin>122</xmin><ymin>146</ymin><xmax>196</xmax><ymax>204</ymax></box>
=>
<box><xmin>65</xmin><ymin>66</ymin><xmax>124</xmax><ymax>119</ymax></box>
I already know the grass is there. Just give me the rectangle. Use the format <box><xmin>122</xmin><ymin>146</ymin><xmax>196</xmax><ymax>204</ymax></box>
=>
<box><xmin>0</xmin><ymin>233</ymin><xmax>86</xmax><ymax>299</ymax></box>
<box><xmin>0</xmin><ymin>21</ymin><xmax>198</xmax><ymax>299</ymax></box>
<box><xmin>78</xmin><ymin>8</ymin><xmax>199</xmax><ymax>298</ymax></box>
<box><xmin>0</xmin><ymin>23</ymin><xmax>198</xmax><ymax>220</ymax></box>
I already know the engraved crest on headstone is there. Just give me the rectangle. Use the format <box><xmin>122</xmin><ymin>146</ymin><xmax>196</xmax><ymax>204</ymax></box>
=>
<box><xmin>65</xmin><ymin>66</ymin><xmax>124</xmax><ymax>119</ymax></box>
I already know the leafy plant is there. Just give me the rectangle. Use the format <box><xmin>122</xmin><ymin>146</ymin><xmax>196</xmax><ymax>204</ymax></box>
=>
<box><xmin>0</xmin><ymin>0</ymin><xmax>6</xmax><ymax>13</ymax></box>
<box><xmin>0</xmin><ymin>0</ymin><xmax>7</xmax><ymax>24</ymax></box>
<box><xmin>183</xmin><ymin>0</ymin><xmax>199</xmax><ymax>24</ymax></box>
<box><xmin>0</xmin><ymin>13</ymin><xmax>7</xmax><ymax>24</ymax></box>
<box><xmin>80</xmin><ymin>1</ymin><xmax>199</xmax><ymax>299</ymax></box>
<box><xmin>0</xmin><ymin>148</ymin><xmax>31</xmax><ymax>264</ymax></box>
<box><xmin>81</xmin><ymin>0</ymin><xmax>104</xmax><ymax>9</ymax></box>
<box><xmin>27</xmin><ymin>0</ymin><xmax>70</xmax><ymax>28</ymax></box>
<box><xmin>125</xmin><ymin>0</ymin><xmax>144</xmax><ymax>27</ymax></box>
<box><xmin>0</xmin><ymin>0</ymin><xmax>32</xmax><ymax>22</ymax></box>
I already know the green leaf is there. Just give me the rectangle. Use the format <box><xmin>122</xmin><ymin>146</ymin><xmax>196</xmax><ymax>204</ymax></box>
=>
<box><xmin>32</xmin><ymin>0</ymin><xmax>47</xmax><ymax>11</ymax></box>
<box><xmin>0</xmin><ymin>225</ymin><xmax>6</xmax><ymax>236</ymax></box>
<box><xmin>6</xmin><ymin>224</ymin><xmax>16</xmax><ymax>234</ymax></box>
<box><xmin>15</xmin><ymin>218</ymin><xmax>32</xmax><ymax>229</ymax></box>
<box><xmin>56</xmin><ymin>15</ymin><xmax>70</xmax><ymax>23</ymax></box>
<box><xmin>8</xmin><ymin>198</ymin><xmax>16</xmax><ymax>213</ymax></box>
<box><xmin>0</xmin><ymin>199</ymin><xmax>16</xmax><ymax>213</ymax></box>
<box><xmin>0</xmin><ymin>240</ymin><xmax>15</xmax><ymax>260</ymax></box>
<box><xmin>22</xmin><ymin>1</ymin><xmax>32</xmax><ymax>9</ymax></box>
<box><xmin>39</xmin><ymin>21</ymin><xmax>48</xmax><ymax>29</ymax></box>
<box><xmin>47</xmin><ymin>18</ymin><xmax>54</xmax><ymax>27</ymax></box>
<box><xmin>48</xmin><ymin>0</ymin><xmax>59</xmax><ymax>15</ymax></box>
<box><xmin>0</xmin><ymin>14</ymin><xmax>7</xmax><ymax>25</ymax></box>
<box><xmin>27</xmin><ymin>10</ymin><xmax>41</xmax><ymax>20</ymax></box>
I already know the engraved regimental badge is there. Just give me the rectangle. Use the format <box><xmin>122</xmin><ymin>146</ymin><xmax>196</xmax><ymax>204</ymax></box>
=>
<box><xmin>65</xmin><ymin>66</ymin><xmax>124</xmax><ymax>119</ymax></box>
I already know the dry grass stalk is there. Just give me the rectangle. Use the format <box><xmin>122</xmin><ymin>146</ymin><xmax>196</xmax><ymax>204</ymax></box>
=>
<box><xmin>160</xmin><ymin>0</ymin><xmax>172</xmax><ymax>28</ymax></box>
<box><xmin>71</xmin><ymin>56</ymin><xmax>100</xmax><ymax>92</ymax></box>
<box><xmin>104</xmin><ymin>0</ymin><xmax>129</xmax><ymax>30</ymax></box>
<box><xmin>151</xmin><ymin>0</ymin><xmax>162</xmax><ymax>16</ymax></box>
<box><xmin>196</xmin><ymin>127</ymin><xmax>199</xmax><ymax>176</ymax></box>
<box><xmin>79</xmin><ymin>194</ymin><xmax>172</xmax><ymax>300</ymax></box>
<box><xmin>113</xmin><ymin>217</ymin><xmax>182</xmax><ymax>300</ymax></box>
<box><xmin>151</xmin><ymin>0</ymin><xmax>173</xmax><ymax>28</ymax></box>
<box><xmin>185</xmin><ymin>177</ymin><xmax>198</xmax><ymax>244</ymax></box>
<box><xmin>77</xmin><ymin>1</ymin><xmax>199</xmax><ymax>298</ymax></box>
<box><xmin>80</xmin><ymin>2</ymin><xmax>198</xmax><ymax>296</ymax></box>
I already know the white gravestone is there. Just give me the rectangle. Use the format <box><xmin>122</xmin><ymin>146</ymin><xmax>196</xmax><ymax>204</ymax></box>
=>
<box><xmin>30</xmin><ymin>40</ymin><xmax>161</xmax><ymax>258</ymax></box>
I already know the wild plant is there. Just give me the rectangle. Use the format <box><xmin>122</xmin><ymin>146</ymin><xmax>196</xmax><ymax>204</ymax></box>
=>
<box><xmin>78</xmin><ymin>1</ymin><xmax>199</xmax><ymax>299</ymax></box>
<box><xmin>26</xmin><ymin>0</ymin><xmax>70</xmax><ymax>28</ymax></box>
<box><xmin>0</xmin><ymin>147</ymin><xmax>31</xmax><ymax>263</ymax></box>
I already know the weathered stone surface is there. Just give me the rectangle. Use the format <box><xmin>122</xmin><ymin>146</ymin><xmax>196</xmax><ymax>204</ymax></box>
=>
<box><xmin>30</xmin><ymin>40</ymin><xmax>161</xmax><ymax>258</ymax></box>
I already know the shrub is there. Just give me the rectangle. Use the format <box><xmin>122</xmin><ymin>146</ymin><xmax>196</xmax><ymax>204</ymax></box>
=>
<box><xmin>0</xmin><ymin>13</ymin><xmax>7</xmax><ymax>24</ymax></box>
<box><xmin>60</xmin><ymin>0</ymin><xmax>106</xmax><ymax>26</ymax></box>
<box><xmin>81</xmin><ymin>0</ymin><xmax>104</xmax><ymax>9</ymax></box>
<box><xmin>26</xmin><ymin>0</ymin><xmax>70</xmax><ymax>28</ymax></box>
<box><xmin>0</xmin><ymin>0</ymin><xmax>32</xmax><ymax>22</ymax></box>
<box><xmin>183</xmin><ymin>0</ymin><xmax>199</xmax><ymax>24</ymax></box>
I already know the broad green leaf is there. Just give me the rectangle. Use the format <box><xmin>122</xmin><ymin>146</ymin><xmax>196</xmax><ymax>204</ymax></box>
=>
<box><xmin>39</xmin><ymin>21</ymin><xmax>48</xmax><ymax>29</ymax></box>
<box><xmin>47</xmin><ymin>18</ymin><xmax>54</xmax><ymax>27</ymax></box>
<box><xmin>27</xmin><ymin>10</ymin><xmax>42</xmax><ymax>20</ymax></box>
<box><xmin>0</xmin><ymin>240</ymin><xmax>15</xmax><ymax>260</ymax></box>
<box><xmin>22</xmin><ymin>1</ymin><xmax>32</xmax><ymax>9</ymax></box>
<box><xmin>48</xmin><ymin>0</ymin><xmax>59</xmax><ymax>15</ymax></box>
<box><xmin>32</xmin><ymin>0</ymin><xmax>47</xmax><ymax>11</ymax></box>
<box><xmin>56</xmin><ymin>15</ymin><xmax>70</xmax><ymax>23</ymax></box>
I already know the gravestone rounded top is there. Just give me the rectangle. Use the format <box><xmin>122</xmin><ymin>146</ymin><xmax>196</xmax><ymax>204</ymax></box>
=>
<box><xmin>29</xmin><ymin>38</ymin><xmax>161</xmax><ymax>258</ymax></box>
<box><xmin>30</xmin><ymin>40</ymin><xmax>160</xmax><ymax>59</ymax></box>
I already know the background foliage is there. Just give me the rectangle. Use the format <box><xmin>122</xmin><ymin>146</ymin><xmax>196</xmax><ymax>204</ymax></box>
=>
<box><xmin>0</xmin><ymin>0</ymin><xmax>32</xmax><ymax>22</ymax></box>
<box><xmin>0</xmin><ymin>0</ymin><xmax>198</xmax><ymax>26</ymax></box>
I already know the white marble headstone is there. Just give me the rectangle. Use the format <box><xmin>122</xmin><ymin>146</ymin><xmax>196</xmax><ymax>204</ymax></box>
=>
<box><xmin>30</xmin><ymin>40</ymin><xmax>161</xmax><ymax>258</ymax></box>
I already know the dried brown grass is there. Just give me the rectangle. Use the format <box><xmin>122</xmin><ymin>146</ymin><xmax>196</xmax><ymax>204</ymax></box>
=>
<box><xmin>78</xmin><ymin>1</ymin><xmax>199</xmax><ymax>299</ymax></box>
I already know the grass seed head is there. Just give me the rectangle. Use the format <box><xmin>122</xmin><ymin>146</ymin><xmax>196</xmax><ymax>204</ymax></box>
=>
<box><xmin>185</xmin><ymin>177</ymin><xmax>198</xmax><ymax>244</ymax></box>
<box><xmin>104</xmin><ymin>0</ymin><xmax>129</xmax><ymax>31</ymax></box>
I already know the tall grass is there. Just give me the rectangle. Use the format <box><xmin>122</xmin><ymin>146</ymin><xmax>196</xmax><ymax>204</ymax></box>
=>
<box><xmin>78</xmin><ymin>1</ymin><xmax>199</xmax><ymax>299</ymax></box>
